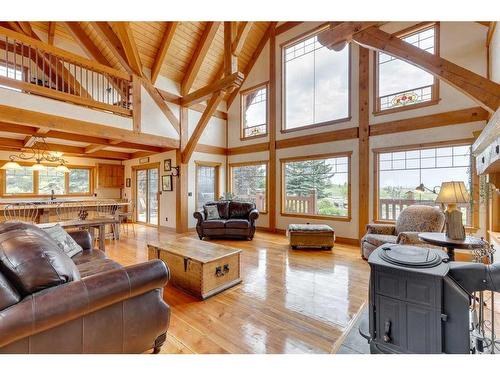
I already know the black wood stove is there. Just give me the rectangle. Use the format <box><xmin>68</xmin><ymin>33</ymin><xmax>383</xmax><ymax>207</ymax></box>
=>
<box><xmin>366</xmin><ymin>244</ymin><xmax>500</xmax><ymax>354</ymax></box>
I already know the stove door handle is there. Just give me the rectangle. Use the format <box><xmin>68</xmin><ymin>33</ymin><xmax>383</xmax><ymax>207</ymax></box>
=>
<box><xmin>383</xmin><ymin>320</ymin><xmax>392</xmax><ymax>343</ymax></box>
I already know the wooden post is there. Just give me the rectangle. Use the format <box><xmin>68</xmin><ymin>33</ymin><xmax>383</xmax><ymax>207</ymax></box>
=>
<box><xmin>358</xmin><ymin>46</ymin><xmax>370</xmax><ymax>240</ymax></box>
<box><xmin>224</xmin><ymin>22</ymin><xmax>238</xmax><ymax>77</ymax></box>
<box><xmin>268</xmin><ymin>24</ymin><xmax>277</xmax><ymax>232</ymax></box>
<box><xmin>176</xmin><ymin>107</ymin><xmax>189</xmax><ymax>233</ymax></box>
<box><xmin>132</xmin><ymin>75</ymin><xmax>141</xmax><ymax>133</ymax></box>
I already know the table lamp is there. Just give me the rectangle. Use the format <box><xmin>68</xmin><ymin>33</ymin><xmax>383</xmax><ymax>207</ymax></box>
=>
<box><xmin>435</xmin><ymin>181</ymin><xmax>470</xmax><ymax>240</ymax></box>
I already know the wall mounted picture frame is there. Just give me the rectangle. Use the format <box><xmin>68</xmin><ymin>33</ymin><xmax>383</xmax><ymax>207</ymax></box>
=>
<box><xmin>164</xmin><ymin>159</ymin><xmax>172</xmax><ymax>172</ymax></box>
<box><xmin>162</xmin><ymin>175</ymin><xmax>173</xmax><ymax>191</ymax></box>
<box><xmin>126</xmin><ymin>178</ymin><xmax>131</xmax><ymax>188</ymax></box>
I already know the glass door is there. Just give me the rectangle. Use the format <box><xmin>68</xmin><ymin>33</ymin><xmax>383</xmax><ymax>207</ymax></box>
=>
<box><xmin>135</xmin><ymin>166</ymin><xmax>159</xmax><ymax>226</ymax></box>
<box><xmin>196</xmin><ymin>164</ymin><xmax>218</xmax><ymax>211</ymax></box>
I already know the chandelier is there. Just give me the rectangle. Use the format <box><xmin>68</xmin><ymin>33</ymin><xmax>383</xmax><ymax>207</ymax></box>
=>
<box><xmin>1</xmin><ymin>136</ymin><xmax>70</xmax><ymax>173</ymax></box>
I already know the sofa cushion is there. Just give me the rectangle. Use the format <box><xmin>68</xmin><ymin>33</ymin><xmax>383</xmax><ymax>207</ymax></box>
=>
<box><xmin>71</xmin><ymin>248</ymin><xmax>107</xmax><ymax>265</ymax></box>
<box><xmin>205</xmin><ymin>205</ymin><xmax>220</xmax><ymax>220</ymax></box>
<box><xmin>204</xmin><ymin>201</ymin><xmax>229</xmax><ymax>220</ymax></box>
<box><xmin>43</xmin><ymin>224</ymin><xmax>83</xmax><ymax>258</ymax></box>
<box><xmin>0</xmin><ymin>229</ymin><xmax>80</xmax><ymax>296</ymax></box>
<box><xmin>362</xmin><ymin>234</ymin><xmax>398</xmax><ymax>248</ymax></box>
<box><xmin>201</xmin><ymin>219</ymin><xmax>226</xmax><ymax>229</ymax></box>
<box><xmin>0</xmin><ymin>221</ymin><xmax>60</xmax><ymax>247</ymax></box>
<box><xmin>228</xmin><ymin>201</ymin><xmax>255</xmax><ymax>219</ymax></box>
<box><xmin>76</xmin><ymin>257</ymin><xmax>123</xmax><ymax>278</ymax></box>
<box><xmin>0</xmin><ymin>272</ymin><xmax>20</xmax><ymax>310</ymax></box>
<box><xmin>225</xmin><ymin>219</ymin><xmax>250</xmax><ymax>229</ymax></box>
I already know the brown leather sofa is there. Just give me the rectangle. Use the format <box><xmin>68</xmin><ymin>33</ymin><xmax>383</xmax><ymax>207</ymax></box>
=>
<box><xmin>0</xmin><ymin>221</ymin><xmax>170</xmax><ymax>354</ymax></box>
<box><xmin>194</xmin><ymin>201</ymin><xmax>259</xmax><ymax>240</ymax></box>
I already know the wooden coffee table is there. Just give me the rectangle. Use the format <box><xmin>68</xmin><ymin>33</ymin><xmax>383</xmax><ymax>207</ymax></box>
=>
<box><xmin>148</xmin><ymin>237</ymin><xmax>242</xmax><ymax>300</ymax></box>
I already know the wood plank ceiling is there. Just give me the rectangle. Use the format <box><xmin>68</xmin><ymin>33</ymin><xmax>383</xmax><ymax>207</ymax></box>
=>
<box><xmin>30</xmin><ymin>21</ymin><xmax>270</xmax><ymax>94</ymax></box>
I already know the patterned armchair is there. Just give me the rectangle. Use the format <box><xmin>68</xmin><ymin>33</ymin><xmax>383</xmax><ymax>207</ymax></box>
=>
<box><xmin>361</xmin><ymin>205</ymin><xmax>446</xmax><ymax>259</ymax></box>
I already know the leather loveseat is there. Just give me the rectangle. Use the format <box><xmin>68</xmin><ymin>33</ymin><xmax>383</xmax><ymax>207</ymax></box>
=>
<box><xmin>0</xmin><ymin>221</ymin><xmax>170</xmax><ymax>354</ymax></box>
<box><xmin>194</xmin><ymin>201</ymin><xmax>259</xmax><ymax>240</ymax></box>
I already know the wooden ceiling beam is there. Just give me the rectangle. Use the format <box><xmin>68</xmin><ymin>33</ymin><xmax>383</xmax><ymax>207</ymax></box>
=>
<box><xmin>317</xmin><ymin>21</ymin><xmax>382</xmax><ymax>51</ymax></box>
<box><xmin>350</xmin><ymin>27</ymin><xmax>500</xmax><ymax>113</ymax></box>
<box><xmin>91</xmin><ymin>22</ymin><xmax>134</xmax><ymax>74</ymax></box>
<box><xmin>112</xmin><ymin>22</ymin><xmax>143</xmax><ymax>76</ymax></box>
<box><xmin>151</xmin><ymin>22</ymin><xmax>178</xmax><ymax>84</ymax></box>
<box><xmin>181</xmin><ymin>21</ymin><xmax>221</xmax><ymax>96</ymax></box>
<box><xmin>181</xmin><ymin>71</ymin><xmax>244</xmax><ymax>107</ymax></box>
<box><xmin>84</xmin><ymin>144</ymin><xmax>107</xmax><ymax>154</ymax></box>
<box><xmin>182</xmin><ymin>90</ymin><xmax>225</xmax><ymax>163</ymax></box>
<box><xmin>63</xmin><ymin>22</ymin><xmax>110</xmax><ymax>66</ymax></box>
<box><xmin>0</xmin><ymin>103</ymin><xmax>179</xmax><ymax>149</ymax></box>
<box><xmin>48</xmin><ymin>22</ymin><xmax>56</xmax><ymax>45</ymax></box>
<box><xmin>226</xmin><ymin>22</ymin><xmax>277</xmax><ymax>108</ymax></box>
<box><xmin>275</xmin><ymin>22</ymin><xmax>303</xmax><ymax>36</ymax></box>
<box><xmin>232</xmin><ymin>22</ymin><xmax>253</xmax><ymax>56</ymax></box>
<box><xmin>224</xmin><ymin>22</ymin><xmax>238</xmax><ymax>77</ymax></box>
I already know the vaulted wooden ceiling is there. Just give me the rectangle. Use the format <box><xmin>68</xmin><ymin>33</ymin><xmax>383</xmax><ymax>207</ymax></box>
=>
<box><xmin>28</xmin><ymin>21</ymin><xmax>271</xmax><ymax>94</ymax></box>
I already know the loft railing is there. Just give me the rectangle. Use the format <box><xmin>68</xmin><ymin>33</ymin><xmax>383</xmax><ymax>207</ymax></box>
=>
<box><xmin>0</xmin><ymin>26</ymin><xmax>133</xmax><ymax>116</ymax></box>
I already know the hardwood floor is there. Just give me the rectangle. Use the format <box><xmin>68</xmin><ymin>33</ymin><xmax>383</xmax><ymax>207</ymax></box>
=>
<box><xmin>105</xmin><ymin>225</ymin><xmax>370</xmax><ymax>354</ymax></box>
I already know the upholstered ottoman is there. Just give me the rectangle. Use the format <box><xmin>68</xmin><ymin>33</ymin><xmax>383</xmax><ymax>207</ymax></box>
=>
<box><xmin>287</xmin><ymin>224</ymin><xmax>335</xmax><ymax>250</ymax></box>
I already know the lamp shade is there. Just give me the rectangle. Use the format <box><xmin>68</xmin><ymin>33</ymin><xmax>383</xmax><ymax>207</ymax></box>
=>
<box><xmin>435</xmin><ymin>181</ymin><xmax>470</xmax><ymax>204</ymax></box>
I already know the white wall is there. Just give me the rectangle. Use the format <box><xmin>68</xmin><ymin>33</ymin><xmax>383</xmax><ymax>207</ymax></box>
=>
<box><xmin>491</xmin><ymin>25</ymin><xmax>500</xmax><ymax>83</ymax></box>
<box><xmin>227</xmin><ymin>21</ymin><xmax>488</xmax><ymax>240</ymax></box>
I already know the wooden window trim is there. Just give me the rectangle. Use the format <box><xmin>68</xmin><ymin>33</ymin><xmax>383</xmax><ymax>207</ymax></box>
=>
<box><xmin>195</xmin><ymin>161</ymin><xmax>221</xmax><ymax>212</ymax></box>
<box><xmin>0</xmin><ymin>161</ymin><xmax>95</xmax><ymax>198</ymax></box>
<box><xmin>280</xmin><ymin>151</ymin><xmax>352</xmax><ymax>221</ymax></box>
<box><xmin>240</xmin><ymin>82</ymin><xmax>269</xmax><ymax>141</ymax></box>
<box><xmin>373</xmin><ymin>22</ymin><xmax>440</xmax><ymax>116</ymax></box>
<box><xmin>281</xmin><ymin>26</ymin><xmax>352</xmax><ymax>133</ymax></box>
<box><xmin>372</xmin><ymin>139</ymin><xmax>479</xmax><ymax>230</ymax></box>
<box><xmin>228</xmin><ymin>160</ymin><xmax>269</xmax><ymax>214</ymax></box>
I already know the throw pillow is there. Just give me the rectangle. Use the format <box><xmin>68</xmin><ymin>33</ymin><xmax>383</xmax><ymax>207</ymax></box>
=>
<box><xmin>43</xmin><ymin>224</ymin><xmax>83</xmax><ymax>258</ymax></box>
<box><xmin>205</xmin><ymin>205</ymin><xmax>220</xmax><ymax>220</ymax></box>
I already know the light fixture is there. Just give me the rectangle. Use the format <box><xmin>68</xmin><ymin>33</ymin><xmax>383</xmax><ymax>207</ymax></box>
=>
<box><xmin>414</xmin><ymin>183</ymin><xmax>440</xmax><ymax>194</ymax></box>
<box><xmin>435</xmin><ymin>181</ymin><xmax>470</xmax><ymax>240</ymax></box>
<box><xmin>2</xmin><ymin>137</ymin><xmax>69</xmax><ymax>173</ymax></box>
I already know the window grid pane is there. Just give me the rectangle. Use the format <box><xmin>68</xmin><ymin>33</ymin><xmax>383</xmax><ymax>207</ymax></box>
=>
<box><xmin>378</xmin><ymin>145</ymin><xmax>472</xmax><ymax>225</ymax></box>
<box><xmin>69</xmin><ymin>169</ymin><xmax>90</xmax><ymax>193</ymax></box>
<box><xmin>6</xmin><ymin>167</ymin><xmax>34</xmax><ymax>194</ymax></box>
<box><xmin>196</xmin><ymin>166</ymin><xmax>216</xmax><ymax>211</ymax></box>
<box><xmin>283</xmin><ymin>156</ymin><xmax>349</xmax><ymax>217</ymax></box>
<box><xmin>242</xmin><ymin>86</ymin><xmax>267</xmax><ymax>138</ymax></box>
<box><xmin>38</xmin><ymin>167</ymin><xmax>65</xmax><ymax>195</ymax></box>
<box><xmin>231</xmin><ymin>164</ymin><xmax>267</xmax><ymax>212</ymax></box>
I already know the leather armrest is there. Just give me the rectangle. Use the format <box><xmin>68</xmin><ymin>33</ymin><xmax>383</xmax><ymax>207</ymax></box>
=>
<box><xmin>68</xmin><ymin>230</ymin><xmax>92</xmax><ymax>251</ymax></box>
<box><xmin>0</xmin><ymin>259</ymin><xmax>169</xmax><ymax>348</ymax></box>
<box><xmin>193</xmin><ymin>210</ymin><xmax>206</xmax><ymax>224</ymax></box>
<box><xmin>366</xmin><ymin>223</ymin><xmax>396</xmax><ymax>235</ymax></box>
<box><xmin>248</xmin><ymin>209</ymin><xmax>259</xmax><ymax>222</ymax></box>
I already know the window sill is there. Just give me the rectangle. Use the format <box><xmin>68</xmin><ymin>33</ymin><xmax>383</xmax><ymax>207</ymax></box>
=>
<box><xmin>240</xmin><ymin>133</ymin><xmax>268</xmax><ymax>142</ymax></box>
<box><xmin>281</xmin><ymin>116</ymin><xmax>352</xmax><ymax>134</ymax></box>
<box><xmin>281</xmin><ymin>212</ymin><xmax>351</xmax><ymax>222</ymax></box>
<box><xmin>373</xmin><ymin>98</ymin><xmax>440</xmax><ymax>116</ymax></box>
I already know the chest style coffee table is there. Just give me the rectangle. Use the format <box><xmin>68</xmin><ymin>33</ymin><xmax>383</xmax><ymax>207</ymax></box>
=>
<box><xmin>418</xmin><ymin>232</ymin><xmax>484</xmax><ymax>261</ymax></box>
<box><xmin>148</xmin><ymin>237</ymin><xmax>242</xmax><ymax>299</ymax></box>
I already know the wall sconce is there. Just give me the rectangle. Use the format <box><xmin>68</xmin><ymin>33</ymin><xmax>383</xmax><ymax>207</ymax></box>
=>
<box><xmin>171</xmin><ymin>166</ymin><xmax>180</xmax><ymax>177</ymax></box>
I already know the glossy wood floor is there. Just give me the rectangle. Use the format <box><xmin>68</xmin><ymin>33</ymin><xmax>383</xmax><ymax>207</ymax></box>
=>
<box><xmin>105</xmin><ymin>225</ymin><xmax>370</xmax><ymax>354</ymax></box>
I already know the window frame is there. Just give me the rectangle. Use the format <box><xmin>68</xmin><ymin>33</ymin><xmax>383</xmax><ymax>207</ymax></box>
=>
<box><xmin>240</xmin><ymin>82</ymin><xmax>269</xmax><ymax>141</ymax></box>
<box><xmin>0</xmin><ymin>161</ymin><xmax>95</xmax><ymax>198</ymax></box>
<box><xmin>373</xmin><ymin>22</ymin><xmax>440</xmax><ymax>116</ymax></box>
<box><xmin>228</xmin><ymin>160</ymin><xmax>269</xmax><ymax>214</ymax></box>
<box><xmin>280</xmin><ymin>151</ymin><xmax>352</xmax><ymax>221</ymax></box>
<box><xmin>194</xmin><ymin>161</ymin><xmax>221</xmax><ymax>212</ymax></box>
<box><xmin>372</xmin><ymin>139</ymin><xmax>479</xmax><ymax>229</ymax></box>
<box><xmin>281</xmin><ymin>24</ymin><xmax>352</xmax><ymax>133</ymax></box>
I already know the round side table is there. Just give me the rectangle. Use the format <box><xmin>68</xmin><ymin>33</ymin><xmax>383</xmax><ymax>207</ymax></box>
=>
<box><xmin>418</xmin><ymin>232</ymin><xmax>484</xmax><ymax>261</ymax></box>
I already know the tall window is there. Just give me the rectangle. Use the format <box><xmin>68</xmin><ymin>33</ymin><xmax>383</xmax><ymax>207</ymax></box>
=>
<box><xmin>376</xmin><ymin>144</ymin><xmax>473</xmax><ymax>225</ymax></box>
<box><xmin>195</xmin><ymin>163</ymin><xmax>219</xmax><ymax>211</ymax></box>
<box><xmin>283</xmin><ymin>29</ymin><xmax>350</xmax><ymax>131</ymax></box>
<box><xmin>2</xmin><ymin>165</ymin><xmax>93</xmax><ymax>196</ymax></box>
<box><xmin>241</xmin><ymin>84</ymin><xmax>268</xmax><ymax>139</ymax></box>
<box><xmin>0</xmin><ymin>62</ymin><xmax>24</xmax><ymax>92</ymax></box>
<box><xmin>5</xmin><ymin>167</ymin><xmax>34</xmax><ymax>194</ymax></box>
<box><xmin>282</xmin><ymin>154</ymin><xmax>350</xmax><ymax>219</ymax></box>
<box><xmin>230</xmin><ymin>162</ymin><xmax>268</xmax><ymax>213</ymax></box>
<box><xmin>376</xmin><ymin>23</ymin><xmax>438</xmax><ymax>113</ymax></box>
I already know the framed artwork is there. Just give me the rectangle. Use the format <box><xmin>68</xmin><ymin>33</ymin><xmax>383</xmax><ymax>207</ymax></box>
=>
<box><xmin>126</xmin><ymin>178</ymin><xmax>131</xmax><ymax>188</ymax></box>
<box><xmin>164</xmin><ymin>159</ymin><xmax>172</xmax><ymax>172</ymax></box>
<box><xmin>162</xmin><ymin>175</ymin><xmax>173</xmax><ymax>191</ymax></box>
